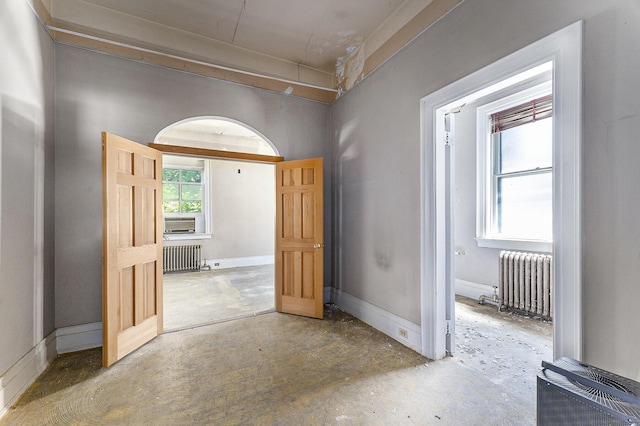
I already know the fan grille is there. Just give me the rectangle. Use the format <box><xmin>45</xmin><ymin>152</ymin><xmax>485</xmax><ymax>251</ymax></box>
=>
<box><xmin>542</xmin><ymin>358</ymin><xmax>640</xmax><ymax>419</ymax></box>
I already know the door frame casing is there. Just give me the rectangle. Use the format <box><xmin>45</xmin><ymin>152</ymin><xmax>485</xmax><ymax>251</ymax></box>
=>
<box><xmin>419</xmin><ymin>21</ymin><xmax>583</xmax><ymax>360</ymax></box>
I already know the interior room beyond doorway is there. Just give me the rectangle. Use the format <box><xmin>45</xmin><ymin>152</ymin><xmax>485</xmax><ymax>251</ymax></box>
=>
<box><xmin>156</xmin><ymin>117</ymin><xmax>278</xmax><ymax>331</ymax></box>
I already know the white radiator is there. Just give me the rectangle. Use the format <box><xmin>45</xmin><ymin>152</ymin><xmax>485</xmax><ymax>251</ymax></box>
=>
<box><xmin>163</xmin><ymin>245</ymin><xmax>202</xmax><ymax>273</ymax></box>
<box><xmin>498</xmin><ymin>250</ymin><xmax>553</xmax><ymax>319</ymax></box>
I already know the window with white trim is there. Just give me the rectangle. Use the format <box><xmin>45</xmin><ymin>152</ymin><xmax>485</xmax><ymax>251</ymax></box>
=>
<box><xmin>477</xmin><ymin>84</ymin><xmax>553</xmax><ymax>250</ymax></box>
<box><xmin>162</xmin><ymin>162</ymin><xmax>208</xmax><ymax>235</ymax></box>
<box><xmin>162</xmin><ymin>167</ymin><xmax>204</xmax><ymax>214</ymax></box>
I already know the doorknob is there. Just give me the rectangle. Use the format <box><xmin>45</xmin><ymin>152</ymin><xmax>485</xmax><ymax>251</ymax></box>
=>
<box><xmin>314</xmin><ymin>243</ymin><xmax>323</xmax><ymax>249</ymax></box>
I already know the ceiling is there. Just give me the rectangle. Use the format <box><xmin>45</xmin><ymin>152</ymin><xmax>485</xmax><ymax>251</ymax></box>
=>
<box><xmin>31</xmin><ymin>0</ymin><xmax>461</xmax><ymax>102</ymax></box>
<box><xmin>155</xmin><ymin>118</ymin><xmax>277</xmax><ymax>156</ymax></box>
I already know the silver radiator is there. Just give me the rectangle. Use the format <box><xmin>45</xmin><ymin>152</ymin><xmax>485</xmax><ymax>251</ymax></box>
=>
<box><xmin>499</xmin><ymin>250</ymin><xmax>552</xmax><ymax>319</ymax></box>
<box><xmin>163</xmin><ymin>245</ymin><xmax>201</xmax><ymax>273</ymax></box>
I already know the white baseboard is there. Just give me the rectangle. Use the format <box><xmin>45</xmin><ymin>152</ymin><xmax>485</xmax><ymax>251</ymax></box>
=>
<box><xmin>56</xmin><ymin>322</ymin><xmax>102</xmax><ymax>354</ymax></box>
<box><xmin>455</xmin><ymin>279</ymin><xmax>496</xmax><ymax>301</ymax></box>
<box><xmin>204</xmin><ymin>255</ymin><xmax>274</xmax><ymax>270</ymax></box>
<box><xmin>331</xmin><ymin>288</ymin><xmax>421</xmax><ymax>353</ymax></box>
<box><xmin>1</xmin><ymin>332</ymin><xmax>57</xmax><ymax>419</ymax></box>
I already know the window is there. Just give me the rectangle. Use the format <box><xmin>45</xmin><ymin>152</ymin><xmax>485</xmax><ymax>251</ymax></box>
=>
<box><xmin>477</xmin><ymin>84</ymin><xmax>553</xmax><ymax>251</ymax></box>
<box><xmin>163</xmin><ymin>167</ymin><xmax>204</xmax><ymax>214</ymax></box>
<box><xmin>162</xmin><ymin>159</ymin><xmax>211</xmax><ymax>238</ymax></box>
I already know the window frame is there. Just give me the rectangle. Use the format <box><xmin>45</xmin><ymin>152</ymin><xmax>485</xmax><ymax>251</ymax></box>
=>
<box><xmin>476</xmin><ymin>82</ymin><xmax>553</xmax><ymax>252</ymax></box>
<box><xmin>162</xmin><ymin>162</ymin><xmax>211</xmax><ymax>238</ymax></box>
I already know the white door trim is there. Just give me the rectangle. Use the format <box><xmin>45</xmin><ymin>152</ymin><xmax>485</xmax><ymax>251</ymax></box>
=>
<box><xmin>419</xmin><ymin>21</ymin><xmax>583</xmax><ymax>361</ymax></box>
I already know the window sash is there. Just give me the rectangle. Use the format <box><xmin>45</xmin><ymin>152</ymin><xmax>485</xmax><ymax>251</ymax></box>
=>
<box><xmin>489</xmin><ymin>128</ymin><xmax>552</xmax><ymax>241</ymax></box>
<box><xmin>162</xmin><ymin>166</ymin><xmax>204</xmax><ymax>214</ymax></box>
<box><xmin>493</xmin><ymin>170</ymin><xmax>553</xmax><ymax>240</ymax></box>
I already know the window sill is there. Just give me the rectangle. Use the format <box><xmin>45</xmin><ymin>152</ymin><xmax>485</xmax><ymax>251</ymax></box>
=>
<box><xmin>163</xmin><ymin>233</ymin><xmax>211</xmax><ymax>241</ymax></box>
<box><xmin>476</xmin><ymin>237</ymin><xmax>552</xmax><ymax>253</ymax></box>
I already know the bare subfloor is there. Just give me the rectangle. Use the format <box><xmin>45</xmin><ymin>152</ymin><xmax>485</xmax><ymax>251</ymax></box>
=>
<box><xmin>1</xmin><ymin>294</ymin><xmax>551</xmax><ymax>425</ymax></box>
<box><xmin>163</xmin><ymin>264</ymin><xmax>275</xmax><ymax>331</ymax></box>
<box><xmin>454</xmin><ymin>296</ymin><xmax>553</xmax><ymax>408</ymax></box>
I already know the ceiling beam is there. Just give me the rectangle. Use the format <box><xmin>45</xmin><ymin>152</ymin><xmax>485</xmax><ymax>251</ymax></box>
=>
<box><xmin>149</xmin><ymin>143</ymin><xmax>284</xmax><ymax>163</ymax></box>
<box><xmin>50</xmin><ymin>25</ymin><xmax>340</xmax><ymax>103</ymax></box>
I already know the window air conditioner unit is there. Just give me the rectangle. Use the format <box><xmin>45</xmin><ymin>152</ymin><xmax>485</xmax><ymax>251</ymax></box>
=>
<box><xmin>164</xmin><ymin>217</ymin><xmax>196</xmax><ymax>233</ymax></box>
<box><xmin>537</xmin><ymin>357</ymin><xmax>640</xmax><ymax>425</ymax></box>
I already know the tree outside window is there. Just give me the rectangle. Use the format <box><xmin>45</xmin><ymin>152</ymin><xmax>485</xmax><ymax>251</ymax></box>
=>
<box><xmin>162</xmin><ymin>168</ymin><xmax>203</xmax><ymax>213</ymax></box>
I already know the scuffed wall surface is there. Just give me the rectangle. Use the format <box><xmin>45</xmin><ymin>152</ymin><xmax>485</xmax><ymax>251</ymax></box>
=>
<box><xmin>331</xmin><ymin>0</ymin><xmax>640</xmax><ymax>381</ymax></box>
<box><xmin>54</xmin><ymin>45</ymin><xmax>331</xmax><ymax>327</ymax></box>
<box><xmin>0</xmin><ymin>0</ymin><xmax>55</xmax><ymax>375</ymax></box>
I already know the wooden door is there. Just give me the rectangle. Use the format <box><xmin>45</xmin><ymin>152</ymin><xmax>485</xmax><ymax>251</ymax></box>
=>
<box><xmin>102</xmin><ymin>132</ymin><xmax>163</xmax><ymax>367</ymax></box>
<box><xmin>275</xmin><ymin>158</ymin><xmax>324</xmax><ymax>319</ymax></box>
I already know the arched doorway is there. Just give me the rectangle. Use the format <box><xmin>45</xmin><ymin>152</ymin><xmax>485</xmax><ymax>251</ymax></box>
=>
<box><xmin>154</xmin><ymin>116</ymin><xmax>279</xmax><ymax>156</ymax></box>
<box><xmin>155</xmin><ymin>117</ymin><xmax>278</xmax><ymax>330</ymax></box>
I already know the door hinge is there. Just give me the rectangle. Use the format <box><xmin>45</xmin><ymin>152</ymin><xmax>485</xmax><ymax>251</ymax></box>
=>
<box><xmin>446</xmin><ymin>320</ymin><xmax>452</xmax><ymax>336</ymax></box>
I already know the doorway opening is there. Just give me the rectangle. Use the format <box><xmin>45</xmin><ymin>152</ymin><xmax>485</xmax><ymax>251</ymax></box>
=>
<box><xmin>155</xmin><ymin>117</ymin><xmax>278</xmax><ymax>331</ymax></box>
<box><xmin>420</xmin><ymin>21</ymin><xmax>582</xmax><ymax>363</ymax></box>
<box><xmin>448</xmin><ymin>64</ymin><xmax>554</xmax><ymax>399</ymax></box>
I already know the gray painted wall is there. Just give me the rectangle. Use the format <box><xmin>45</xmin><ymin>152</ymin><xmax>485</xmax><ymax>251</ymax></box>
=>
<box><xmin>0</xmin><ymin>0</ymin><xmax>55</xmax><ymax>375</ymax></box>
<box><xmin>332</xmin><ymin>0</ymin><xmax>640</xmax><ymax>380</ymax></box>
<box><xmin>55</xmin><ymin>44</ymin><xmax>331</xmax><ymax>328</ymax></box>
<box><xmin>454</xmin><ymin>97</ymin><xmax>501</xmax><ymax>289</ymax></box>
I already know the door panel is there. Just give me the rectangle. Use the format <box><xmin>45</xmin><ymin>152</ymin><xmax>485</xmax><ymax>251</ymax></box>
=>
<box><xmin>102</xmin><ymin>132</ymin><xmax>163</xmax><ymax>367</ymax></box>
<box><xmin>275</xmin><ymin>158</ymin><xmax>323</xmax><ymax>319</ymax></box>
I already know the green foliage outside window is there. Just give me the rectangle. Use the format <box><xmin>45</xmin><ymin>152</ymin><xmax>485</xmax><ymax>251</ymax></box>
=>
<box><xmin>163</xmin><ymin>168</ymin><xmax>180</xmax><ymax>182</ymax></box>
<box><xmin>181</xmin><ymin>169</ymin><xmax>201</xmax><ymax>183</ymax></box>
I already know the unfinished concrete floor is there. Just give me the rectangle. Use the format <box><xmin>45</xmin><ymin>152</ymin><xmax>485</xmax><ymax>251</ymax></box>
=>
<box><xmin>1</xmin><ymin>293</ymin><xmax>551</xmax><ymax>425</ymax></box>
<box><xmin>453</xmin><ymin>296</ymin><xmax>552</xmax><ymax>409</ymax></box>
<box><xmin>163</xmin><ymin>264</ymin><xmax>275</xmax><ymax>331</ymax></box>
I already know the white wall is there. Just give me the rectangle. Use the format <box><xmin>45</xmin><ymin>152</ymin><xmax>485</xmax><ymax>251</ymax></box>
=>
<box><xmin>331</xmin><ymin>0</ymin><xmax>640</xmax><ymax>381</ymax></box>
<box><xmin>453</xmin><ymin>97</ymin><xmax>501</xmax><ymax>291</ymax></box>
<box><xmin>54</xmin><ymin>44</ymin><xmax>331</xmax><ymax>328</ymax></box>
<box><xmin>205</xmin><ymin>159</ymin><xmax>275</xmax><ymax>261</ymax></box>
<box><xmin>0</xmin><ymin>0</ymin><xmax>56</xmax><ymax>408</ymax></box>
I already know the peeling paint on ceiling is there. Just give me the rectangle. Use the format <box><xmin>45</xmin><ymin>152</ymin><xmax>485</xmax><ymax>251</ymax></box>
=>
<box><xmin>76</xmin><ymin>0</ymin><xmax>406</xmax><ymax>73</ymax></box>
<box><xmin>39</xmin><ymin>0</ymin><xmax>459</xmax><ymax>99</ymax></box>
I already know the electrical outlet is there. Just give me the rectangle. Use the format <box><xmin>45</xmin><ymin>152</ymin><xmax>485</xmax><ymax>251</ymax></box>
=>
<box><xmin>214</xmin><ymin>262</ymin><xmax>220</xmax><ymax>266</ymax></box>
<box><xmin>399</xmin><ymin>328</ymin><xmax>408</xmax><ymax>339</ymax></box>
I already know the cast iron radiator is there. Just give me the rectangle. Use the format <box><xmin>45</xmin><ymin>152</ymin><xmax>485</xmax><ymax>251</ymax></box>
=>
<box><xmin>499</xmin><ymin>250</ymin><xmax>553</xmax><ymax>319</ymax></box>
<box><xmin>163</xmin><ymin>245</ymin><xmax>201</xmax><ymax>273</ymax></box>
